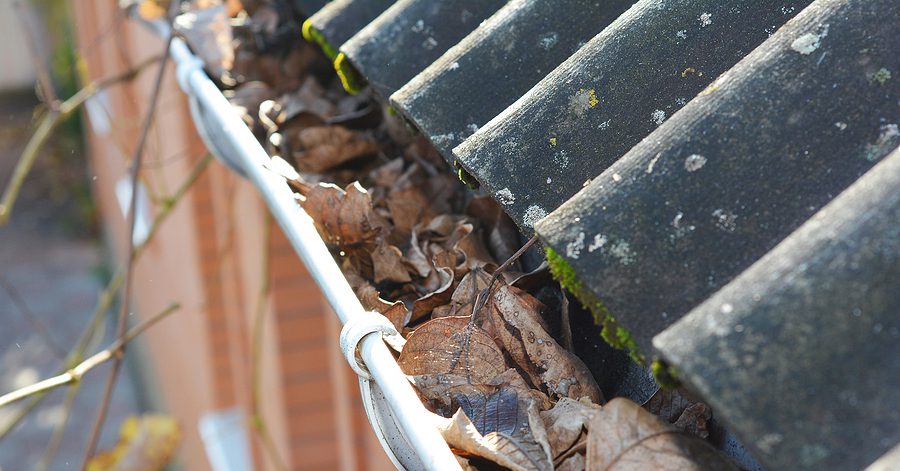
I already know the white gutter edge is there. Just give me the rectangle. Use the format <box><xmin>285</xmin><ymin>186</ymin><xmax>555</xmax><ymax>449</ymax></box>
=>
<box><xmin>154</xmin><ymin>24</ymin><xmax>460</xmax><ymax>471</ymax></box>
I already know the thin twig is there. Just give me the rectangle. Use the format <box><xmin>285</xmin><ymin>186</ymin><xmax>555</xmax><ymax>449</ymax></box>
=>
<box><xmin>248</xmin><ymin>216</ymin><xmax>289</xmax><ymax>471</ymax></box>
<box><xmin>470</xmin><ymin>234</ymin><xmax>540</xmax><ymax>322</ymax></box>
<box><xmin>0</xmin><ymin>274</ymin><xmax>67</xmax><ymax>360</ymax></box>
<box><xmin>13</xmin><ymin>0</ymin><xmax>59</xmax><ymax>109</ymax></box>
<box><xmin>81</xmin><ymin>6</ymin><xmax>181</xmax><ymax>458</ymax></box>
<box><xmin>0</xmin><ymin>53</ymin><xmax>163</xmax><ymax>226</ymax></box>
<box><xmin>37</xmin><ymin>376</ymin><xmax>80</xmax><ymax>471</ymax></box>
<box><xmin>0</xmin><ymin>154</ymin><xmax>211</xmax><ymax>440</ymax></box>
<box><xmin>0</xmin><ymin>303</ymin><xmax>179</xmax><ymax>408</ymax></box>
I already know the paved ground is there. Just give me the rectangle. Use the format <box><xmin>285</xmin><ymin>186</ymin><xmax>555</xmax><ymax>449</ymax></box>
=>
<box><xmin>0</xmin><ymin>91</ymin><xmax>139</xmax><ymax>470</ymax></box>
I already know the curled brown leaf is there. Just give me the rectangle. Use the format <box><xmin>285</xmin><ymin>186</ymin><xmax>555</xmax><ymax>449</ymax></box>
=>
<box><xmin>289</xmin><ymin>126</ymin><xmax>379</xmax><ymax>173</ymax></box>
<box><xmin>398</xmin><ymin>316</ymin><xmax>505</xmax><ymax>385</ymax></box>
<box><xmin>300</xmin><ymin>182</ymin><xmax>387</xmax><ymax>248</ymax></box>
<box><xmin>587</xmin><ymin>398</ymin><xmax>737</xmax><ymax>471</ymax></box>
<box><xmin>488</xmin><ymin>285</ymin><xmax>602</xmax><ymax>404</ymax></box>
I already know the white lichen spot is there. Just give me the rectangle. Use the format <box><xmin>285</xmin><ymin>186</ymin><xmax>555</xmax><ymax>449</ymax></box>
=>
<box><xmin>670</xmin><ymin>211</ymin><xmax>696</xmax><ymax>240</ymax></box>
<box><xmin>757</xmin><ymin>433</ymin><xmax>784</xmax><ymax>454</ymax></box>
<box><xmin>712</xmin><ymin>209</ymin><xmax>738</xmax><ymax>232</ymax></box>
<box><xmin>598</xmin><ymin>119</ymin><xmax>611</xmax><ymax>130</ymax></box>
<box><xmin>431</xmin><ymin>133</ymin><xmax>457</xmax><ymax>147</ymax></box>
<box><xmin>546</xmin><ymin>177</ymin><xmax>552</xmax><ymax>184</ymax></box>
<box><xmin>721</xmin><ymin>303</ymin><xmax>734</xmax><ymax>314</ymax></box>
<box><xmin>538</xmin><ymin>32</ymin><xmax>559</xmax><ymax>51</ymax></box>
<box><xmin>646</xmin><ymin>152</ymin><xmax>662</xmax><ymax>173</ymax></box>
<box><xmin>609</xmin><ymin>240</ymin><xmax>636</xmax><ymax>265</ymax></box>
<box><xmin>651</xmin><ymin>109</ymin><xmax>666</xmax><ymax>125</ymax></box>
<box><xmin>612</xmin><ymin>173</ymin><xmax>622</xmax><ymax>182</ymax></box>
<box><xmin>566</xmin><ymin>232</ymin><xmax>585</xmax><ymax>259</ymax></box>
<box><xmin>790</xmin><ymin>24</ymin><xmax>829</xmax><ymax>55</ymax></box>
<box><xmin>865</xmin><ymin>123</ymin><xmax>900</xmax><ymax>162</ymax></box>
<box><xmin>553</xmin><ymin>150</ymin><xmax>570</xmax><ymax>167</ymax></box>
<box><xmin>422</xmin><ymin>37</ymin><xmax>438</xmax><ymax>50</ymax></box>
<box><xmin>571</xmin><ymin>88</ymin><xmax>599</xmax><ymax>115</ymax></box>
<box><xmin>495</xmin><ymin>187</ymin><xmax>515</xmax><ymax>206</ymax></box>
<box><xmin>676</xmin><ymin>30</ymin><xmax>688</xmax><ymax>40</ymax></box>
<box><xmin>411</xmin><ymin>19</ymin><xmax>425</xmax><ymax>33</ymax></box>
<box><xmin>588</xmin><ymin>234</ymin><xmax>608</xmax><ymax>252</ymax></box>
<box><xmin>834</xmin><ymin>121</ymin><xmax>847</xmax><ymax>131</ymax></box>
<box><xmin>781</xmin><ymin>6</ymin><xmax>795</xmax><ymax>15</ymax></box>
<box><xmin>684</xmin><ymin>154</ymin><xmax>708</xmax><ymax>172</ymax></box>
<box><xmin>699</xmin><ymin>12</ymin><xmax>712</xmax><ymax>27</ymax></box>
<box><xmin>523</xmin><ymin>205</ymin><xmax>547</xmax><ymax>228</ymax></box>
<box><xmin>448</xmin><ymin>61</ymin><xmax>460</xmax><ymax>71</ymax></box>
<box><xmin>466</xmin><ymin>123</ymin><xmax>479</xmax><ymax>134</ymax></box>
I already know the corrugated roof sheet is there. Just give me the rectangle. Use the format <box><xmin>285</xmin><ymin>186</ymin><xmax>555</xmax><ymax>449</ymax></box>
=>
<box><xmin>300</xmin><ymin>0</ymin><xmax>900</xmax><ymax>468</ymax></box>
<box><xmin>390</xmin><ymin>0</ymin><xmax>636</xmax><ymax>161</ymax></box>
<box><xmin>337</xmin><ymin>0</ymin><xmax>507</xmax><ymax>98</ymax></box>
<box><xmin>537</xmin><ymin>0</ymin><xmax>898</xmax><ymax>356</ymax></box>
<box><xmin>655</xmin><ymin>147</ymin><xmax>900</xmax><ymax>471</ymax></box>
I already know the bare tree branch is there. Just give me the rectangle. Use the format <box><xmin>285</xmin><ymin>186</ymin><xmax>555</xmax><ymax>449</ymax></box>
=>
<box><xmin>13</xmin><ymin>0</ymin><xmax>60</xmax><ymax>109</ymax></box>
<box><xmin>249</xmin><ymin>216</ymin><xmax>290</xmax><ymax>471</ymax></box>
<box><xmin>0</xmin><ymin>153</ymin><xmax>212</xmax><ymax>440</ymax></box>
<box><xmin>0</xmin><ymin>303</ymin><xmax>180</xmax><ymax>408</ymax></box>
<box><xmin>0</xmin><ymin>274</ymin><xmax>66</xmax><ymax>360</ymax></box>
<box><xmin>0</xmin><ymin>53</ymin><xmax>163</xmax><ymax>226</ymax></box>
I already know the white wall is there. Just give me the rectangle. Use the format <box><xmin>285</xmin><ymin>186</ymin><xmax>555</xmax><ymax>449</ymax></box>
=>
<box><xmin>0</xmin><ymin>0</ymin><xmax>37</xmax><ymax>91</ymax></box>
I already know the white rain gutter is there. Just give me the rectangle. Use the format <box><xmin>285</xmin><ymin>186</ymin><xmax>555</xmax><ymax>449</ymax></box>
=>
<box><xmin>145</xmin><ymin>20</ymin><xmax>459</xmax><ymax>471</ymax></box>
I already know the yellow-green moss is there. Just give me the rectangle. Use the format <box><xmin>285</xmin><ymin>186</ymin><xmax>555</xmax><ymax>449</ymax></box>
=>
<box><xmin>546</xmin><ymin>247</ymin><xmax>645</xmax><ymax>365</ymax></box>
<box><xmin>301</xmin><ymin>19</ymin><xmax>339</xmax><ymax>61</ymax></box>
<box><xmin>453</xmin><ymin>161</ymin><xmax>480</xmax><ymax>189</ymax></box>
<box><xmin>651</xmin><ymin>359</ymin><xmax>681</xmax><ymax>390</ymax></box>
<box><xmin>870</xmin><ymin>67</ymin><xmax>892</xmax><ymax>86</ymax></box>
<box><xmin>334</xmin><ymin>52</ymin><xmax>366</xmax><ymax>95</ymax></box>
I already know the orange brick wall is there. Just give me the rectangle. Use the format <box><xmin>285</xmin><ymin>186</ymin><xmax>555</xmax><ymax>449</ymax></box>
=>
<box><xmin>70</xmin><ymin>1</ymin><xmax>393</xmax><ymax>469</ymax></box>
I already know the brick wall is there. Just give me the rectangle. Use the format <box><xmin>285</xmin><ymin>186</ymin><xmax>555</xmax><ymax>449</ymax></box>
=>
<box><xmin>70</xmin><ymin>1</ymin><xmax>392</xmax><ymax>469</ymax></box>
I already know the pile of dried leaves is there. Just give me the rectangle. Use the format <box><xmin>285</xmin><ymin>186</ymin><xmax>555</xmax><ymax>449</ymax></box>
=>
<box><xmin>161</xmin><ymin>1</ymin><xmax>746</xmax><ymax>469</ymax></box>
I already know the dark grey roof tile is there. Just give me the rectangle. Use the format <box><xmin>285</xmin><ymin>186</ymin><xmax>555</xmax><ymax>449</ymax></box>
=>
<box><xmin>454</xmin><ymin>0</ymin><xmax>813</xmax><ymax>229</ymax></box>
<box><xmin>302</xmin><ymin>0</ymin><xmax>395</xmax><ymax>60</ymax></box>
<box><xmin>292</xmin><ymin>0</ymin><xmax>328</xmax><ymax>16</ymax></box>
<box><xmin>536</xmin><ymin>0</ymin><xmax>899</xmax><ymax>355</ymax></box>
<box><xmin>337</xmin><ymin>0</ymin><xmax>508</xmax><ymax>99</ymax></box>
<box><xmin>654</xmin><ymin>147</ymin><xmax>900</xmax><ymax>471</ymax></box>
<box><xmin>390</xmin><ymin>0</ymin><xmax>636</xmax><ymax>161</ymax></box>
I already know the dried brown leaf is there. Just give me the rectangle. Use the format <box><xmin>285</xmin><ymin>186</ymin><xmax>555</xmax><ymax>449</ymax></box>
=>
<box><xmin>672</xmin><ymin>402</ymin><xmax>711</xmax><ymax>440</ymax></box>
<box><xmin>278</xmin><ymin>77</ymin><xmax>335</xmax><ymax>122</ymax></box>
<box><xmin>466</xmin><ymin>196</ymin><xmax>522</xmax><ymax>264</ymax></box>
<box><xmin>387</xmin><ymin>185</ymin><xmax>436</xmax><ymax>237</ymax></box>
<box><xmin>290</xmin><ymin>126</ymin><xmax>378</xmax><ymax>173</ymax></box>
<box><xmin>300</xmin><ymin>182</ymin><xmax>387</xmax><ymax>248</ymax></box>
<box><xmin>411</xmin><ymin>267</ymin><xmax>454</xmax><ymax>322</ymax></box>
<box><xmin>557</xmin><ymin>453</ymin><xmax>586</xmax><ymax>471</ymax></box>
<box><xmin>398</xmin><ymin>316</ymin><xmax>505</xmax><ymax>384</ymax></box>
<box><xmin>488</xmin><ymin>368</ymin><xmax>552</xmax><ymax>411</ymax></box>
<box><xmin>438</xmin><ymin>399</ymin><xmax>553</xmax><ymax>471</ymax></box>
<box><xmin>587</xmin><ymin>398</ymin><xmax>738</xmax><ymax>470</ymax></box>
<box><xmin>642</xmin><ymin>387</ymin><xmax>711</xmax><ymax>439</ymax></box>
<box><xmin>355</xmin><ymin>283</ymin><xmax>410</xmax><ymax>331</ymax></box>
<box><xmin>174</xmin><ymin>5</ymin><xmax>234</xmax><ymax>79</ymax></box>
<box><xmin>541</xmin><ymin>398</ymin><xmax>600</xmax><ymax>459</ymax></box>
<box><xmin>488</xmin><ymin>285</ymin><xmax>602</xmax><ymax>404</ymax></box>
<box><xmin>371</xmin><ymin>240</ymin><xmax>412</xmax><ymax>284</ymax></box>
<box><xmin>87</xmin><ymin>414</ymin><xmax>180</xmax><ymax>471</ymax></box>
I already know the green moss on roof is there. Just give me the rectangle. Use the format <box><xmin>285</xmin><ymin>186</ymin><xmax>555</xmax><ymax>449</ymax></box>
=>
<box><xmin>334</xmin><ymin>52</ymin><xmax>366</xmax><ymax>95</ymax></box>
<box><xmin>651</xmin><ymin>359</ymin><xmax>681</xmax><ymax>390</ymax></box>
<box><xmin>301</xmin><ymin>19</ymin><xmax>339</xmax><ymax>61</ymax></box>
<box><xmin>546</xmin><ymin>247</ymin><xmax>646</xmax><ymax>365</ymax></box>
